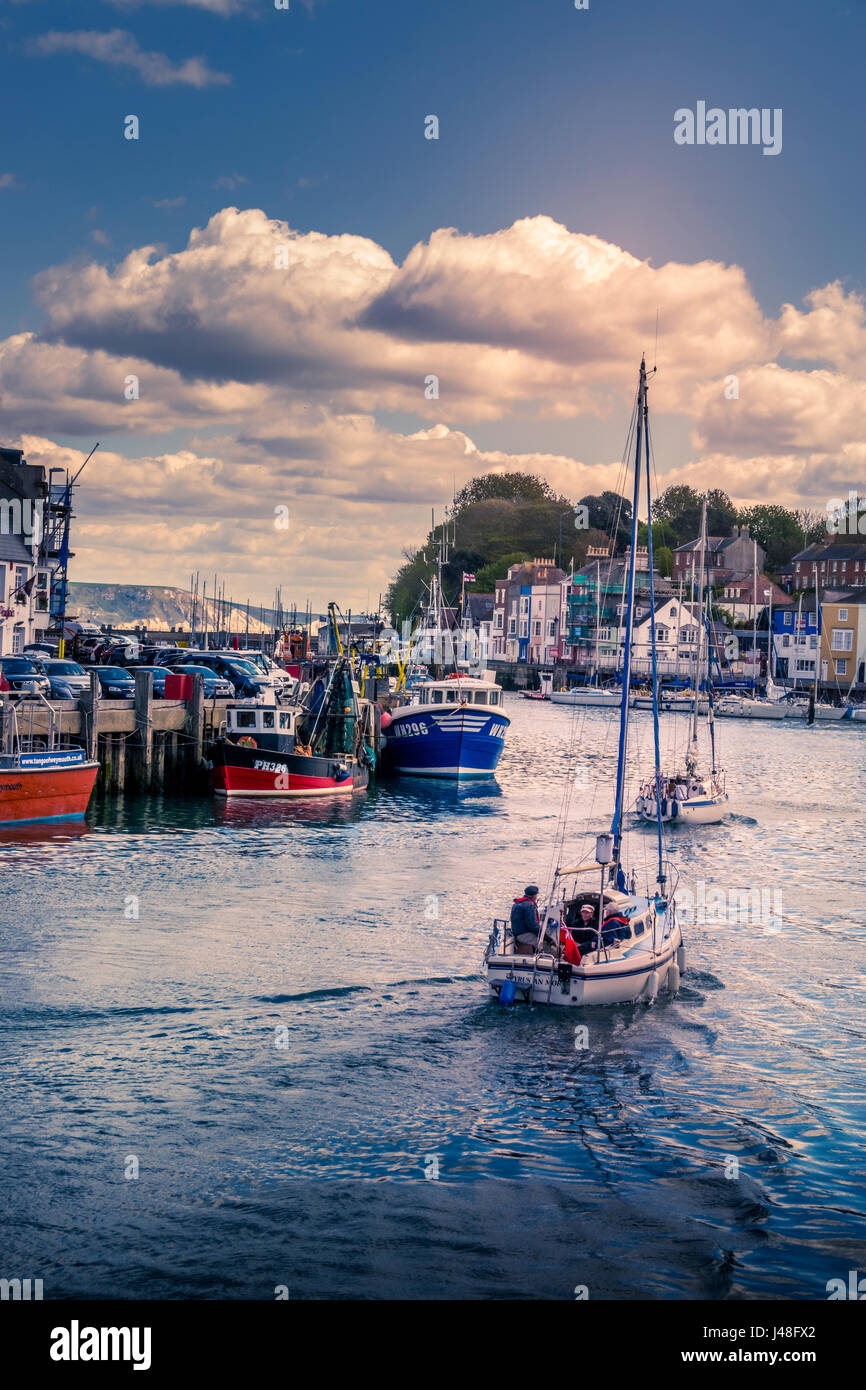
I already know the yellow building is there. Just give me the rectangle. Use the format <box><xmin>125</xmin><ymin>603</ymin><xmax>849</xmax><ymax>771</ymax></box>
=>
<box><xmin>819</xmin><ymin>591</ymin><xmax>866</xmax><ymax>691</ymax></box>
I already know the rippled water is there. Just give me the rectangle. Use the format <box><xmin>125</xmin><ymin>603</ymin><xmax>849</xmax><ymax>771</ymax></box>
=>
<box><xmin>1</xmin><ymin>697</ymin><xmax>865</xmax><ymax>1299</ymax></box>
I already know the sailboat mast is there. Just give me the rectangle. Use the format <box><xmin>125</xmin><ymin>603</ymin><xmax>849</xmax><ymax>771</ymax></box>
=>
<box><xmin>611</xmin><ymin>358</ymin><xmax>646</xmax><ymax>872</ymax></box>
<box><xmin>691</xmin><ymin>500</ymin><xmax>707</xmax><ymax>745</ymax></box>
<box><xmin>641</xmin><ymin>372</ymin><xmax>666</xmax><ymax>890</ymax></box>
<box><xmin>751</xmin><ymin>539</ymin><xmax>758</xmax><ymax>691</ymax></box>
<box><xmin>593</xmin><ymin>559</ymin><xmax>601</xmax><ymax>685</ymax></box>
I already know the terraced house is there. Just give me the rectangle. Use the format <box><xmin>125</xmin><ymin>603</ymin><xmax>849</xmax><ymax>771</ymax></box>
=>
<box><xmin>0</xmin><ymin>446</ymin><xmax>54</xmax><ymax>655</ymax></box>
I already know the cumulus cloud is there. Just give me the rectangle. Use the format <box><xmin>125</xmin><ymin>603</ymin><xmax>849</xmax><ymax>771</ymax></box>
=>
<box><xmin>29</xmin><ymin>29</ymin><xmax>231</xmax><ymax>88</ymax></box>
<box><xmin>7</xmin><ymin>209</ymin><xmax>863</xmax><ymax>602</ymax></box>
<box><xmin>16</xmin><ymin>421</ymin><xmax>620</xmax><ymax>603</ymax></box>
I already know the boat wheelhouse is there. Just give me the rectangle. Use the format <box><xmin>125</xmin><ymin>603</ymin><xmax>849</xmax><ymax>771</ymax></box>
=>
<box><xmin>382</xmin><ymin>672</ymin><xmax>509</xmax><ymax>778</ymax></box>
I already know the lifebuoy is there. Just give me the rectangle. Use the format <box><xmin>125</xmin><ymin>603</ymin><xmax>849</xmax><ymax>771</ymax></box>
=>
<box><xmin>237</xmin><ymin>735</ymin><xmax>257</xmax><ymax>748</ymax></box>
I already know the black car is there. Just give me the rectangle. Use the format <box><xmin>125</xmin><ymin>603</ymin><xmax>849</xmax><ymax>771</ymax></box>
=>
<box><xmin>0</xmin><ymin>655</ymin><xmax>51</xmax><ymax>698</ymax></box>
<box><xmin>86</xmin><ymin>666</ymin><xmax>136</xmax><ymax>699</ymax></box>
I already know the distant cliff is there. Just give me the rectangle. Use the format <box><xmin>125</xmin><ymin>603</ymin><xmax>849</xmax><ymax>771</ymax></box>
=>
<box><xmin>66</xmin><ymin>583</ymin><xmax>274</xmax><ymax>634</ymax></box>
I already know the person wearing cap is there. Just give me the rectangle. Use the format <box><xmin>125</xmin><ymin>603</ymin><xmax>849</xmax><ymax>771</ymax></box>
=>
<box><xmin>510</xmin><ymin>885</ymin><xmax>558</xmax><ymax>955</ymax></box>
<box><xmin>572</xmin><ymin>901</ymin><xmax>599</xmax><ymax>950</ymax></box>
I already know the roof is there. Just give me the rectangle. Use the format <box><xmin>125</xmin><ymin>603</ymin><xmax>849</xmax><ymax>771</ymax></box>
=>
<box><xmin>0</xmin><ymin>531</ymin><xmax>34</xmax><ymax>565</ymax></box>
<box><xmin>792</xmin><ymin>541</ymin><xmax>866</xmax><ymax>563</ymax></box>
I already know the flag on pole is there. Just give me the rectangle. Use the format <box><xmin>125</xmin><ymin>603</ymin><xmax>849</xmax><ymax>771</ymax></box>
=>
<box><xmin>462</xmin><ymin>572</ymin><xmax>476</xmax><ymax>583</ymax></box>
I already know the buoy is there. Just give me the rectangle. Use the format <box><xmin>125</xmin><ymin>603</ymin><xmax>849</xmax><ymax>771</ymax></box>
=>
<box><xmin>499</xmin><ymin>979</ymin><xmax>516</xmax><ymax>1007</ymax></box>
<box><xmin>667</xmin><ymin>961</ymin><xmax>681</xmax><ymax>993</ymax></box>
<box><xmin>644</xmin><ymin>970</ymin><xmax>659</xmax><ymax>1002</ymax></box>
<box><xmin>380</xmin><ymin>709</ymin><xmax>392</xmax><ymax>730</ymax></box>
<box><xmin>237</xmin><ymin>736</ymin><xmax>257</xmax><ymax>748</ymax></box>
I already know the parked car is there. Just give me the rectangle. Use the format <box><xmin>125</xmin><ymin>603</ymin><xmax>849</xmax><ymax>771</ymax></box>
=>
<box><xmin>127</xmin><ymin>665</ymin><xmax>175</xmax><ymax>698</ymax></box>
<box><xmin>160</xmin><ymin>650</ymin><xmax>267</xmax><ymax>697</ymax></box>
<box><xmin>23</xmin><ymin>640</ymin><xmax>60</xmax><ymax>659</ymax></box>
<box><xmin>41</xmin><ymin>658</ymin><xmax>91</xmax><ymax>700</ymax></box>
<box><xmin>86</xmin><ymin>665</ymin><xmax>136</xmax><ymax>699</ymax></box>
<box><xmin>0</xmin><ymin>656</ymin><xmax>52</xmax><ymax>698</ymax></box>
<box><xmin>172</xmin><ymin>664</ymin><xmax>235</xmax><ymax>698</ymax></box>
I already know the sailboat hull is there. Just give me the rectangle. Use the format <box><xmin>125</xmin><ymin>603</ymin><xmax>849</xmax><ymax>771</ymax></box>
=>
<box><xmin>636</xmin><ymin>792</ymin><xmax>728</xmax><ymax>824</ymax></box>
<box><xmin>551</xmin><ymin>690</ymin><xmax>624</xmax><ymax>707</ymax></box>
<box><xmin>485</xmin><ymin>920</ymin><xmax>683</xmax><ymax>1008</ymax></box>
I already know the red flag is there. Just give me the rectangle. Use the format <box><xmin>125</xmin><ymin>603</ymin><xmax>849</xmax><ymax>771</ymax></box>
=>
<box><xmin>560</xmin><ymin>925</ymin><xmax>581</xmax><ymax>965</ymax></box>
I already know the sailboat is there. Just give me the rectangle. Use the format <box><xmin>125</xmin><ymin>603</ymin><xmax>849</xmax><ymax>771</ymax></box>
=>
<box><xmin>636</xmin><ymin>501</ymin><xmax>728</xmax><ymax>825</ymax></box>
<box><xmin>483</xmin><ymin>358</ymin><xmax>684</xmax><ymax>1006</ymax></box>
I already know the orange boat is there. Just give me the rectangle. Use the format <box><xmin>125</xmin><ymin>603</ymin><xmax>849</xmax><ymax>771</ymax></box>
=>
<box><xmin>0</xmin><ymin>697</ymin><xmax>98</xmax><ymax>825</ymax></box>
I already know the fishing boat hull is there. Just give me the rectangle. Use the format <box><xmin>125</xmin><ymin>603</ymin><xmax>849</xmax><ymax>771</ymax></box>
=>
<box><xmin>485</xmin><ymin>921</ymin><xmax>683</xmax><ymax>1008</ymax></box>
<box><xmin>0</xmin><ymin>753</ymin><xmax>98</xmax><ymax>825</ymax></box>
<box><xmin>381</xmin><ymin>706</ymin><xmax>509</xmax><ymax>778</ymax></box>
<box><xmin>211</xmin><ymin>740</ymin><xmax>368</xmax><ymax>797</ymax></box>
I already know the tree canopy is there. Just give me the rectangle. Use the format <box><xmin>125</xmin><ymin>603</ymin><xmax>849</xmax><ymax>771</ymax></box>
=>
<box><xmin>386</xmin><ymin>471</ymin><xmax>627</xmax><ymax>625</ymax></box>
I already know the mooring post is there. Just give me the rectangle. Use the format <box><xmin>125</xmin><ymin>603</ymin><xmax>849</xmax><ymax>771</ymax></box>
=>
<box><xmin>154</xmin><ymin>731</ymin><xmax>165</xmax><ymax>789</ymax></box>
<box><xmin>167</xmin><ymin>731</ymin><xmax>178</xmax><ymax>784</ymax></box>
<box><xmin>133</xmin><ymin>668</ymin><xmax>154</xmax><ymax>790</ymax></box>
<box><xmin>187</xmin><ymin>673</ymin><xmax>205</xmax><ymax>774</ymax></box>
<box><xmin>114</xmin><ymin>733</ymin><xmax>127</xmax><ymax>793</ymax></box>
<box><xmin>78</xmin><ymin>670</ymin><xmax>101</xmax><ymax>762</ymax></box>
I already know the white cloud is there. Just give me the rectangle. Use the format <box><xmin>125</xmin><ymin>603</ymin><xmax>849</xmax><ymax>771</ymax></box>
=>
<box><xmin>30</xmin><ymin>29</ymin><xmax>231</xmax><ymax>88</ymax></box>
<box><xmin>7</xmin><ymin>210</ymin><xmax>863</xmax><ymax>603</ymax></box>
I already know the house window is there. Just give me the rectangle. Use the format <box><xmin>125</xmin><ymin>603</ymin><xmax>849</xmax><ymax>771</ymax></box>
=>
<box><xmin>548</xmin><ymin>620</ymin><xmax>556</xmax><ymax>638</ymax></box>
<box><xmin>795</xmin><ymin>658</ymin><xmax>814</xmax><ymax>672</ymax></box>
<box><xmin>782</xmin><ymin>635</ymin><xmax>790</xmax><ymax>647</ymax></box>
<box><xmin>495</xmin><ymin>613</ymin><xmax>503</xmax><ymax>630</ymax></box>
<box><xmin>0</xmin><ymin>569</ymin><xmax>5</xmax><ymax>602</ymax></box>
<box><xmin>831</xmin><ymin>628</ymin><xmax>853</xmax><ymax>652</ymax></box>
<box><xmin>14</xmin><ymin>566</ymin><xmax>27</xmax><ymax>594</ymax></box>
<box><xmin>533</xmin><ymin>621</ymin><xmax>541</xmax><ymax>637</ymax></box>
<box><xmin>12</xmin><ymin>624</ymin><xmax>24</xmax><ymax>654</ymax></box>
<box><xmin>838</xmin><ymin>608</ymin><xmax>848</xmax><ymax>621</ymax></box>
<box><xmin>784</xmin><ymin>613</ymin><xmax>792</xmax><ymax>626</ymax></box>
<box><xmin>836</xmin><ymin>658</ymin><xmax>848</xmax><ymax>676</ymax></box>
<box><xmin>520</xmin><ymin>597</ymin><xmax>529</xmax><ymax>614</ymax></box>
<box><xmin>508</xmin><ymin>619</ymin><xmax>516</xmax><ymax>635</ymax></box>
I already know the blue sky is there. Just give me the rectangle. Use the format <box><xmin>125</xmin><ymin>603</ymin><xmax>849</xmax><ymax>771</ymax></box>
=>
<box><xmin>1</xmin><ymin>0</ymin><xmax>863</xmax><ymax>605</ymax></box>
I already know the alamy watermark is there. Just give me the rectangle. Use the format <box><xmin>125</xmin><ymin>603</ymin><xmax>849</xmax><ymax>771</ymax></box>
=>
<box><xmin>674</xmin><ymin>103</ymin><xmax>782</xmax><ymax>156</ymax></box>
<box><xmin>0</xmin><ymin>497</ymin><xmax>43</xmax><ymax>544</ymax></box>
<box><xmin>826</xmin><ymin>491</ymin><xmax>866</xmax><ymax>536</ymax></box>
<box><xmin>677</xmin><ymin>882</ymin><xmax>783</xmax><ymax>934</ymax></box>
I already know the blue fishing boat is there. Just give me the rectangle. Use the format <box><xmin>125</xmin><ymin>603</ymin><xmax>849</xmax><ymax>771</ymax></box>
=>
<box><xmin>381</xmin><ymin>672</ymin><xmax>509</xmax><ymax>778</ymax></box>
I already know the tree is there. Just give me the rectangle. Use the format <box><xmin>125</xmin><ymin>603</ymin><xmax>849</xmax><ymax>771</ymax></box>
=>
<box><xmin>472</xmin><ymin>552</ymin><xmax>528</xmax><ymax>592</ymax></box>
<box><xmin>578</xmin><ymin>491</ymin><xmax>632</xmax><ymax>551</ymax></box>
<box><xmin>738</xmin><ymin>504</ymin><xmax>806</xmax><ymax>575</ymax></box>
<box><xmin>652</xmin><ymin>485</ymin><xmax>736</xmax><ymax>546</ymax></box>
<box><xmin>655</xmin><ymin>545</ymin><xmax>673</xmax><ymax>578</ymax></box>
<box><xmin>452</xmin><ymin>472</ymin><xmax>556</xmax><ymax>509</ymax></box>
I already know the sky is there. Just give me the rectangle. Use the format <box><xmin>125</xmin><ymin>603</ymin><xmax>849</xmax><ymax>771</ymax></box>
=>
<box><xmin>1</xmin><ymin>0</ymin><xmax>864</xmax><ymax>610</ymax></box>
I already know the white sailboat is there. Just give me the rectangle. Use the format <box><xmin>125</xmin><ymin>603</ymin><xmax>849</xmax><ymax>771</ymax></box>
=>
<box><xmin>635</xmin><ymin>501</ymin><xmax>728</xmax><ymax>825</ymax></box>
<box><xmin>484</xmin><ymin>358</ymin><xmax>684</xmax><ymax>1007</ymax></box>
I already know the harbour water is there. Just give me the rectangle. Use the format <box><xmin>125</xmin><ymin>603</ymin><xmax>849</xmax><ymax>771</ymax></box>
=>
<box><xmin>2</xmin><ymin>698</ymin><xmax>865</xmax><ymax>1299</ymax></box>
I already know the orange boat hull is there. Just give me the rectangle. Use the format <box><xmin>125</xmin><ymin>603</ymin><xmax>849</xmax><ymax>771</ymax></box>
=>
<box><xmin>0</xmin><ymin>762</ymin><xmax>99</xmax><ymax>824</ymax></box>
